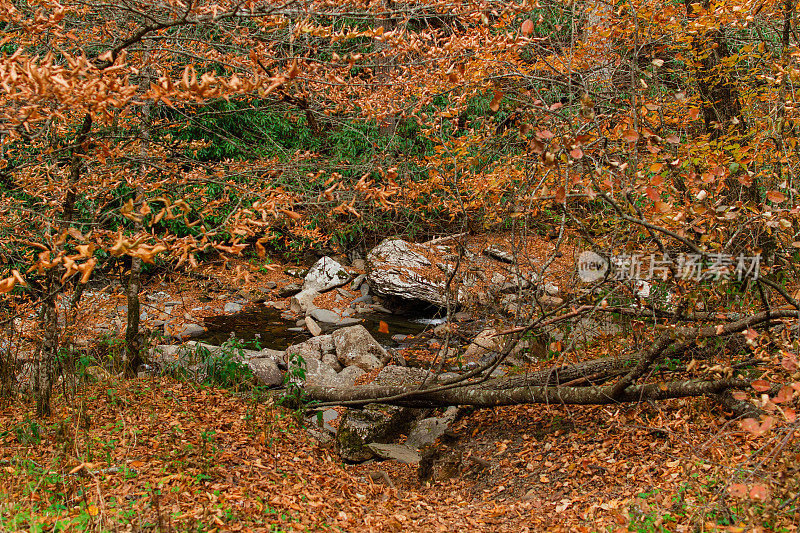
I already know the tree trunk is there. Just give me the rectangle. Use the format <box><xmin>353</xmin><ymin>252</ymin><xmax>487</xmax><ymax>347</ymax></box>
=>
<box><xmin>305</xmin><ymin>378</ymin><xmax>750</xmax><ymax>408</ymax></box>
<box><xmin>32</xmin><ymin>113</ymin><xmax>93</xmax><ymax>416</ymax></box>
<box><xmin>124</xmin><ymin>253</ymin><xmax>143</xmax><ymax>377</ymax></box>
<box><xmin>35</xmin><ymin>273</ymin><xmax>59</xmax><ymax>417</ymax></box>
<box><xmin>304</xmin><ymin>310</ymin><xmax>796</xmax><ymax>409</ymax></box>
<box><xmin>684</xmin><ymin>0</ymin><xmax>757</xmax><ymax>205</ymax></box>
<box><xmin>0</xmin><ymin>313</ymin><xmax>15</xmax><ymax>401</ymax></box>
<box><xmin>123</xmin><ymin>62</ymin><xmax>153</xmax><ymax>377</ymax></box>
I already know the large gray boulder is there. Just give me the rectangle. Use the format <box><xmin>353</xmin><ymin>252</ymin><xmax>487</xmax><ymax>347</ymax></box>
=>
<box><xmin>374</xmin><ymin>365</ymin><xmax>433</xmax><ymax>387</ymax></box>
<box><xmin>332</xmin><ymin>325</ymin><xmax>390</xmax><ymax>372</ymax></box>
<box><xmin>366</xmin><ymin>239</ymin><xmax>449</xmax><ymax>307</ymax></box>
<box><xmin>246</xmin><ymin>358</ymin><xmax>284</xmax><ymax>386</ymax></box>
<box><xmin>285</xmin><ymin>334</ymin><xmax>368</xmax><ymax>389</ymax></box>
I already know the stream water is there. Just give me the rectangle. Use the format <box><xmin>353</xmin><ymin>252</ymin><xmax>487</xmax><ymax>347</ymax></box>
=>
<box><xmin>199</xmin><ymin>305</ymin><xmax>441</xmax><ymax>351</ymax></box>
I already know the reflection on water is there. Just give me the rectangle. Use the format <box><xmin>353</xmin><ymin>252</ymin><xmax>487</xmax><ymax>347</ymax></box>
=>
<box><xmin>200</xmin><ymin>306</ymin><xmax>307</xmax><ymax>349</ymax></box>
<box><xmin>408</xmin><ymin>316</ymin><xmax>447</xmax><ymax>326</ymax></box>
<box><xmin>199</xmin><ymin>305</ymin><xmax>433</xmax><ymax>351</ymax></box>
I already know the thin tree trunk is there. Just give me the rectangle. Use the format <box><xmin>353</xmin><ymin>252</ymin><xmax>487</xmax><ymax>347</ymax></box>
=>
<box><xmin>125</xmin><ymin>253</ymin><xmax>143</xmax><ymax>377</ymax></box>
<box><xmin>34</xmin><ymin>113</ymin><xmax>93</xmax><ymax>416</ymax></box>
<box><xmin>35</xmin><ymin>272</ymin><xmax>59</xmax><ymax>417</ymax></box>
<box><xmin>684</xmin><ymin>0</ymin><xmax>757</xmax><ymax>205</ymax></box>
<box><xmin>124</xmin><ymin>56</ymin><xmax>153</xmax><ymax>377</ymax></box>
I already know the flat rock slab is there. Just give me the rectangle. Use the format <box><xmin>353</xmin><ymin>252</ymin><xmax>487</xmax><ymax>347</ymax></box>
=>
<box><xmin>366</xmin><ymin>443</ymin><xmax>422</xmax><ymax>464</ymax></box>
<box><xmin>175</xmin><ymin>323</ymin><xmax>205</xmax><ymax>340</ymax></box>
<box><xmin>309</xmin><ymin>308</ymin><xmax>341</xmax><ymax>324</ymax></box>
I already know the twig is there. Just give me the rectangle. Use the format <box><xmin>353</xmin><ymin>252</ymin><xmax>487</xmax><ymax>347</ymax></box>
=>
<box><xmin>423</xmin><ymin>232</ymin><xmax>468</xmax><ymax>246</ymax></box>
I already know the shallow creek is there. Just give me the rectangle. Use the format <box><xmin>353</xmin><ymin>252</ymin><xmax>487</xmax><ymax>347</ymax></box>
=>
<box><xmin>198</xmin><ymin>305</ymin><xmax>444</xmax><ymax>351</ymax></box>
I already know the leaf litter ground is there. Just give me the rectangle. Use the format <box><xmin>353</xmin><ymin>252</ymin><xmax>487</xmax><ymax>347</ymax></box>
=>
<box><xmin>2</xmin><ymin>232</ymin><xmax>798</xmax><ymax>531</ymax></box>
<box><xmin>1</xmin><ymin>377</ymin><xmax>797</xmax><ymax>532</ymax></box>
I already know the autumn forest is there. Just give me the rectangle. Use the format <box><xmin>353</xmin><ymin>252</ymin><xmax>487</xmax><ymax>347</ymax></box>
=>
<box><xmin>0</xmin><ymin>0</ymin><xmax>799</xmax><ymax>531</ymax></box>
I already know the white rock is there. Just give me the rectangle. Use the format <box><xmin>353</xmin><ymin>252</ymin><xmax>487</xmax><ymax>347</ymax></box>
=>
<box><xmin>634</xmin><ymin>280</ymin><xmax>651</xmax><ymax>298</ymax></box>
<box><xmin>303</xmin><ymin>257</ymin><xmax>350</xmax><ymax>292</ymax></box>
<box><xmin>290</xmin><ymin>289</ymin><xmax>319</xmax><ymax>313</ymax></box>
<box><xmin>544</xmin><ymin>282</ymin><xmax>560</xmax><ymax>296</ymax></box>
<box><xmin>224</xmin><ymin>302</ymin><xmax>243</xmax><ymax>314</ymax></box>
<box><xmin>366</xmin><ymin>239</ymin><xmax>447</xmax><ymax>307</ymax></box>
<box><xmin>483</xmin><ymin>245</ymin><xmax>514</xmax><ymax>263</ymax></box>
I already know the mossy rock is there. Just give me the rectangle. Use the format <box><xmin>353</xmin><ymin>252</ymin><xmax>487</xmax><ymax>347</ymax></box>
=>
<box><xmin>336</xmin><ymin>404</ymin><xmax>423</xmax><ymax>463</ymax></box>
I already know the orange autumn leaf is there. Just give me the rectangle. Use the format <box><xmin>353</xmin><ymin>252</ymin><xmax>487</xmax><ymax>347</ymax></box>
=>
<box><xmin>279</xmin><ymin>209</ymin><xmax>302</xmax><ymax>220</ymax></box>
<box><xmin>521</xmin><ymin>19</ymin><xmax>534</xmax><ymax>35</ymax></box>
<box><xmin>489</xmin><ymin>90</ymin><xmax>503</xmax><ymax>112</ymax></box>
<box><xmin>766</xmin><ymin>190</ymin><xmax>786</xmax><ymax>203</ymax></box>
<box><xmin>622</xmin><ymin>129</ymin><xmax>640</xmax><ymax>142</ymax></box>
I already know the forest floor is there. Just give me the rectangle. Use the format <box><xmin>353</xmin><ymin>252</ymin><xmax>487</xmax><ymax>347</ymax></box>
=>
<box><xmin>1</xmin><ymin>376</ymin><xmax>796</xmax><ymax>532</ymax></box>
<box><xmin>1</xmin><ymin>232</ymin><xmax>799</xmax><ymax>531</ymax></box>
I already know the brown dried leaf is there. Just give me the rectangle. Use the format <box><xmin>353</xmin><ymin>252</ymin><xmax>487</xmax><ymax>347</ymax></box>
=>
<box><xmin>489</xmin><ymin>90</ymin><xmax>503</xmax><ymax>112</ymax></box>
<box><xmin>521</xmin><ymin>19</ymin><xmax>534</xmax><ymax>35</ymax></box>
